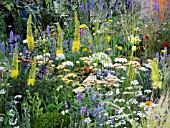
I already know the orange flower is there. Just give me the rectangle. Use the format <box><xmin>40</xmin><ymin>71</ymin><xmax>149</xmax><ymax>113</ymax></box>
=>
<box><xmin>145</xmin><ymin>101</ymin><xmax>151</xmax><ymax>106</ymax></box>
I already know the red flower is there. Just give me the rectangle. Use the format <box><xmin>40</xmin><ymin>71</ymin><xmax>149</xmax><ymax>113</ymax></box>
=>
<box><xmin>163</xmin><ymin>42</ymin><xmax>168</xmax><ymax>48</ymax></box>
<box><xmin>144</xmin><ymin>35</ymin><xmax>149</xmax><ymax>40</ymax></box>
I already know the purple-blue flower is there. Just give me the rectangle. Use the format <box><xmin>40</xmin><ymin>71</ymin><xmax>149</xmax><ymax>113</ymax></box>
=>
<box><xmin>80</xmin><ymin>106</ymin><xmax>86</xmax><ymax>115</ymax></box>
<box><xmin>46</xmin><ymin>25</ymin><xmax>50</xmax><ymax>35</ymax></box>
<box><xmin>77</xmin><ymin>92</ymin><xmax>82</xmax><ymax>103</ymax></box>
<box><xmin>9</xmin><ymin>30</ymin><xmax>14</xmax><ymax>43</ymax></box>
<box><xmin>65</xmin><ymin>102</ymin><xmax>68</xmax><ymax>108</ymax></box>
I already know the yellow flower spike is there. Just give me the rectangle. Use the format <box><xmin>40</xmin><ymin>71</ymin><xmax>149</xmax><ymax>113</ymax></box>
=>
<box><xmin>56</xmin><ymin>23</ymin><xmax>63</xmax><ymax>56</ymax></box>
<box><xmin>11</xmin><ymin>49</ymin><xmax>19</xmax><ymax>78</ymax></box>
<box><xmin>72</xmin><ymin>12</ymin><xmax>80</xmax><ymax>53</ymax></box>
<box><xmin>151</xmin><ymin>58</ymin><xmax>162</xmax><ymax>89</ymax></box>
<box><xmin>107</xmin><ymin>36</ymin><xmax>111</xmax><ymax>43</ymax></box>
<box><xmin>27</xmin><ymin>14</ymin><xmax>34</xmax><ymax>51</ymax></box>
<box><xmin>79</xmin><ymin>24</ymin><xmax>86</xmax><ymax>29</ymax></box>
<box><xmin>27</xmin><ymin>57</ymin><xmax>36</xmax><ymax>86</ymax></box>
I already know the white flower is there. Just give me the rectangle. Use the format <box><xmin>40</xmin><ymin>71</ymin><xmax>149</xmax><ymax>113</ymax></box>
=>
<box><xmin>138</xmin><ymin>67</ymin><xmax>148</xmax><ymax>71</ymax></box>
<box><xmin>116</xmin><ymin>89</ymin><xmax>120</xmax><ymax>95</ymax></box>
<box><xmin>14</xmin><ymin>95</ymin><xmax>22</xmax><ymax>99</ymax></box>
<box><xmin>61</xmin><ymin>111</ymin><xmax>65</xmax><ymax>115</ymax></box>
<box><xmin>65</xmin><ymin>109</ymin><xmax>69</xmax><ymax>113</ymax></box>
<box><xmin>104</xmin><ymin>113</ymin><xmax>108</xmax><ymax>116</ymax></box>
<box><xmin>121</xmin><ymin>77</ymin><xmax>126</xmax><ymax>80</ymax></box>
<box><xmin>89</xmin><ymin>52</ymin><xmax>112</xmax><ymax>66</ymax></box>
<box><xmin>131</xmin><ymin>80</ymin><xmax>139</xmax><ymax>85</ymax></box>
<box><xmin>105</xmin><ymin>91</ymin><xmax>113</xmax><ymax>96</ymax></box>
<box><xmin>36</xmin><ymin>55</ymin><xmax>43</xmax><ymax>60</ymax></box>
<box><xmin>0</xmin><ymin>89</ymin><xmax>6</xmax><ymax>94</ymax></box>
<box><xmin>56</xmin><ymin>53</ymin><xmax>65</xmax><ymax>60</ymax></box>
<box><xmin>139</xmin><ymin>102</ymin><xmax>145</xmax><ymax>108</ymax></box>
<box><xmin>136</xmin><ymin>91</ymin><xmax>143</xmax><ymax>97</ymax></box>
<box><xmin>115</xmin><ymin>58</ymin><xmax>127</xmax><ymax>63</ymax></box>
<box><xmin>9</xmin><ymin>118</ymin><xmax>18</xmax><ymax>125</ymax></box>
<box><xmin>106</xmin><ymin>120</ymin><xmax>111</xmax><ymax>125</ymax></box>
<box><xmin>0</xmin><ymin>67</ymin><xmax>4</xmax><ymax>71</ymax></box>
<box><xmin>13</xmin><ymin>126</ymin><xmax>20</xmax><ymax>128</ymax></box>
<box><xmin>23</xmin><ymin>39</ymin><xmax>27</xmax><ymax>44</ymax></box>
<box><xmin>144</xmin><ymin>90</ymin><xmax>152</xmax><ymax>94</ymax></box>
<box><xmin>62</xmin><ymin>61</ymin><xmax>74</xmax><ymax>67</ymax></box>
<box><xmin>84</xmin><ymin>117</ymin><xmax>91</xmax><ymax>124</ymax></box>
<box><xmin>43</xmin><ymin>53</ymin><xmax>51</xmax><ymax>58</ymax></box>
<box><xmin>0</xmin><ymin>117</ymin><xmax>3</xmax><ymax>122</ymax></box>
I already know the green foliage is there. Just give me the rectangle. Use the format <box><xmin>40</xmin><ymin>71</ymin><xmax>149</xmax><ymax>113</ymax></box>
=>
<box><xmin>31</xmin><ymin>112</ymin><xmax>70</xmax><ymax>128</ymax></box>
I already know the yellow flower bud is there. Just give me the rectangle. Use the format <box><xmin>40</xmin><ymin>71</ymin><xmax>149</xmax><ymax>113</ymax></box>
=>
<box><xmin>132</xmin><ymin>46</ymin><xmax>137</xmax><ymax>52</ymax></box>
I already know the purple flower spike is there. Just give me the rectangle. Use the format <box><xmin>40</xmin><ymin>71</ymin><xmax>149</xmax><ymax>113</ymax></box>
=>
<box><xmin>81</xmin><ymin>2</ymin><xmax>85</xmax><ymax>11</ymax></box>
<box><xmin>46</xmin><ymin>25</ymin><xmax>50</xmax><ymax>35</ymax></box>
<box><xmin>70</xmin><ymin>39</ymin><xmax>73</xmax><ymax>46</ymax></box>
<box><xmin>80</xmin><ymin>106</ymin><xmax>86</xmax><ymax>115</ymax></box>
<box><xmin>164</xmin><ymin>47</ymin><xmax>168</xmax><ymax>58</ymax></box>
<box><xmin>9</xmin><ymin>30</ymin><xmax>14</xmax><ymax>43</ymax></box>
<box><xmin>10</xmin><ymin>44</ymin><xmax>14</xmax><ymax>55</ymax></box>
<box><xmin>1</xmin><ymin>41</ymin><xmax>5</xmax><ymax>52</ymax></box>
<box><xmin>77</xmin><ymin>92</ymin><xmax>82</xmax><ymax>103</ymax></box>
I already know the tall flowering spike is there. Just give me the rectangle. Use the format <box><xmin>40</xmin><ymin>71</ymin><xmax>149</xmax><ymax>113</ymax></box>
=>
<box><xmin>151</xmin><ymin>58</ymin><xmax>162</xmax><ymax>89</ymax></box>
<box><xmin>27</xmin><ymin>14</ymin><xmax>34</xmax><ymax>51</ymax></box>
<box><xmin>28</xmin><ymin>57</ymin><xmax>36</xmax><ymax>86</ymax></box>
<box><xmin>56</xmin><ymin>23</ymin><xmax>63</xmax><ymax>56</ymax></box>
<box><xmin>11</xmin><ymin>48</ymin><xmax>18</xmax><ymax>78</ymax></box>
<box><xmin>72</xmin><ymin>12</ymin><xmax>80</xmax><ymax>53</ymax></box>
<box><xmin>9</xmin><ymin>30</ymin><xmax>14</xmax><ymax>43</ymax></box>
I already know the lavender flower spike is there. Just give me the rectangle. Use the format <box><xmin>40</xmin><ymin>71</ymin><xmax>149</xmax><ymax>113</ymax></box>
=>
<box><xmin>9</xmin><ymin>30</ymin><xmax>14</xmax><ymax>43</ymax></box>
<box><xmin>77</xmin><ymin>92</ymin><xmax>82</xmax><ymax>103</ymax></box>
<box><xmin>46</xmin><ymin>25</ymin><xmax>50</xmax><ymax>35</ymax></box>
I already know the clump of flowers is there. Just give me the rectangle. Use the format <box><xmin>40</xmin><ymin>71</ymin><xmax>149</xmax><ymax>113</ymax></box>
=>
<box><xmin>56</xmin><ymin>23</ymin><xmax>63</xmax><ymax>55</ymax></box>
<box><xmin>28</xmin><ymin>57</ymin><xmax>36</xmax><ymax>86</ymax></box>
<box><xmin>151</xmin><ymin>58</ymin><xmax>163</xmax><ymax>89</ymax></box>
<box><xmin>11</xmin><ymin>49</ymin><xmax>18</xmax><ymax>78</ymax></box>
<box><xmin>27</xmin><ymin>14</ymin><xmax>34</xmax><ymax>51</ymax></box>
<box><xmin>72</xmin><ymin>12</ymin><xmax>80</xmax><ymax>53</ymax></box>
<box><xmin>128</xmin><ymin>35</ymin><xmax>141</xmax><ymax>45</ymax></box>
<box><xmin>89</xmin><ymin>52</ymin><xmax>112</xmax><ymax>66</ymax></box>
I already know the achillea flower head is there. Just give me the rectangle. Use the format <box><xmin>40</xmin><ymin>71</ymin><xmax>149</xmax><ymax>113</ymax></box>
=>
<box><xmin>56</xmin><ymin>23</ymin><xmax>63</xmax><ymax>56</ymax></box>
<box><xmin>11</xmin><ymin>49</ymin><xmax>18</xmax><ymax>78</ymax></box>
<box><xmin>72</xmin><ymin>12</ymin><xmax>80</xmax><ymax>53</ymax></box>
<box><xmin>151</xmin><ymin>58</ymin><xmax>162</xmax><ymax>89</ymax></box>
<box><xmin>27</xmin><ymin>14</ymin><xmax>34</xmax><ymax>51</ymax></box>
<box><xmin>28</xmin><ymin>57</ymin><xmax>36</xmax><ymax>86</ymax></box>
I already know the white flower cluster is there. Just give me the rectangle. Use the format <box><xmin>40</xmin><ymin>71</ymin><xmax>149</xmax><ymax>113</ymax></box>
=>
<box><xmin>84</xmin><ymin>117</ymin><xmax>92</xmax><ymax>124</ymax></box>
<box><xmin>62</xmin><ymin>61</ymin><xmax>74</xmax><ymax>67</ymax></box>
<box><xmin>89</xmin><ymin>52</ymin><xmax>112</xmax><ymax>67</ymax></box>
<box><xmin>55</xmin><ymin>53</ymin><xmax>65</xmax><ymax>60</ymax></box>
<box><xmin>114</xmin><ymin>58</ymin><xmax>127</xmax><ymax>63</ymax></box>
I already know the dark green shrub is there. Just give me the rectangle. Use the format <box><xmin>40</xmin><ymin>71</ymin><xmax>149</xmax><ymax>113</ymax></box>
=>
<box><xmin>31</xmin><ymin>112</ymin><xmax>70</xmax><ymax>128</ymax></box>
